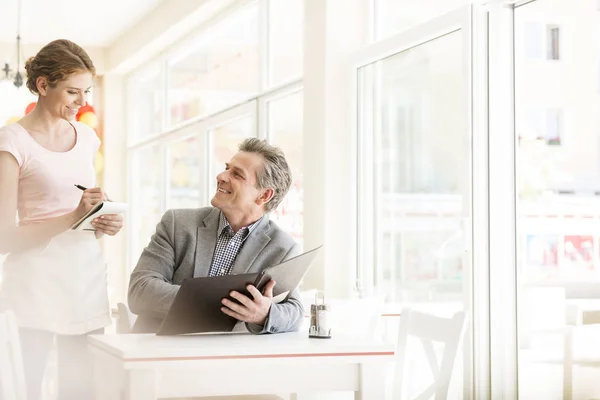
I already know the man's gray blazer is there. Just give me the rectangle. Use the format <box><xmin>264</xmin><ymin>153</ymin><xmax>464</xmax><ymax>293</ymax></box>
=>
<box><xmin>128</xmin><ymin>207</ymin><xmax>303</xmax><ymax>334</ymax></box>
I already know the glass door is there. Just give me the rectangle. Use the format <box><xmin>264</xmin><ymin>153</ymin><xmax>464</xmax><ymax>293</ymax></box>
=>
<box><xmin>354</xmin><ymin>7</ymin><xmax>474</xmax><ymax>398</ymax></box>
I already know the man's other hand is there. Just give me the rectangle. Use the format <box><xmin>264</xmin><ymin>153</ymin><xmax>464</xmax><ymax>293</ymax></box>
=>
<box><xmin>221</xmin><ymin>280</ymin><xmax>276</xmax><ymax>326</ymax></box>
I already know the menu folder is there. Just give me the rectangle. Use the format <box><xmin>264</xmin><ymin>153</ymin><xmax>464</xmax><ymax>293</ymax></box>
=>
<box><xmin>156</xmin><ymin>246</ymin><xmax>322</xmax><ymax>336</ymax></box>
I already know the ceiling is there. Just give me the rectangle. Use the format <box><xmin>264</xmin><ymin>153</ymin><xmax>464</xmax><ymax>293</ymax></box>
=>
<box><xmin>0</xmin><ymin>0</ymin><xmax>165</xmax><ymax>47</ymax></box>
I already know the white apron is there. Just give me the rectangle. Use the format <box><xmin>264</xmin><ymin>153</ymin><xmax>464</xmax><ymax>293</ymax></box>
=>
<box><xmin>0</xmin><ymin>230</ymin><xmax>111</xmax><ymax>334</ymax></box>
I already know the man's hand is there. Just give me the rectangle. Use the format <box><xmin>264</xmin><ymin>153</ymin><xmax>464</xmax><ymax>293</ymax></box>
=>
<box><xmin>221</xmin><ymin>280</ymin><xmax>276</xmax><ymax>326</ymax></box>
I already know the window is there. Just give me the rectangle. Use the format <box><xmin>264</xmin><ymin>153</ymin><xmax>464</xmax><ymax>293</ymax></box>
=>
<box><xmin>516</xmin><ymin>1</ymin><xmax>600</xmax><ymax>397</ymax></box>
<box><xmin>373</xmin><ymin>0</ymin><xmax>468</xmax><ymax>41</ymax></box>
<box><xmin>545</xmin><ymin>108</ymin><xmax>562</xmax><ymax>145</ymax></box>
<box><xmin>130</xmin><ymin>145</ymin><xmax>164</xmax><ymax>266</ymax></box>
<box><xmin>127</xmin><ymin>64</ymin><xmax>165</xmax><ymax>142</ymax></box>
<box><xmin>127</xmin><ymin>1</ymin><xmax>306</xmax><ymax>264</ymax></box>
<box><xmin>167</xmin><ymin>136</ymin><xmax>203</xmax><ymax>210</ymax></box>
<box><xmin>523</xmin><ymin>22</ymin><xmax>544</xmax><ymax>59</ymax></box>
<box><xmin>167</xmin><ymin>4</ymin><xmax>259</xmax><ymax>127</ymax></box>
<box><xmin>517</xmin><ymin>108</ymin><xmax>563</xmax><ymax>145</ymax></box>
<box><xmin>208</xmin><ymin>115</ymin><xmax>256</xmax><ymax>202</ymax></box>
<box><xmin>522</xmin><ymin>22</ymin><xmax>561</xmax><ymax>60</ymax></box>
<box><xmin>266</xmin><ymin>90</ymin><xmax>304</xmax><ymax>249</ymax></box>
<box><xmin>546</xmin><ymin>25</ymin><xmax>560</xmax><ymax>60</ymax></box>
<box><xmin>356</xmin><ymin>14</ymin><xmax>470</xmax><ymax>398</ymax></box>
<box><xmin>268</xmin><ymin>0</ymin><xmax>303</xmax><ymax>87</ymax></box>
<box><xmin>357</xmin><ymin>29</ymin><xmax>467</xmax><ymax>302</ymax></box>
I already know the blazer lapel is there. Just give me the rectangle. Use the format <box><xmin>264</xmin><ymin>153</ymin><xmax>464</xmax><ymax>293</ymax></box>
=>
<box><xmin>193</xmin><ymin>208</ymin><xmax>221</xmax><ymax>277</ymax></box>
<box><xmin>230</xmin><ymin>217</ymin><xmax>271</xmax><ymax>275</ymax></box>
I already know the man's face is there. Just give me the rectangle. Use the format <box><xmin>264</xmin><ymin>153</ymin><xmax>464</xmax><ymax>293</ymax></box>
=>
<box><xmin>210</xmin><ymin>151</ymin><xmax>267</xmax><ymax>216</ymax></box>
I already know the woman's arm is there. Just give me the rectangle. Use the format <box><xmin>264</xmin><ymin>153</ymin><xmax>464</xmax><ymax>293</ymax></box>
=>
<box><xmin>0</xmin><ymin>152</ymin><xmax>103</xmax><ymax>254</ymax></box>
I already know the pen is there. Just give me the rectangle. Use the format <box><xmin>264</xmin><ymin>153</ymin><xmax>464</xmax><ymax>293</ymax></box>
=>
<box><xmin>75</xmin><ymin>184</ymin><xmax>112</xmax><ymax>202</ymax></box>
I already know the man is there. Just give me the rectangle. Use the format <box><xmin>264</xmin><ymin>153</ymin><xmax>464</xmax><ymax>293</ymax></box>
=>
<box><xmin>128</xmin><ymin>138</ymin><xmax>302</xmax><ymax>334</ymax></box>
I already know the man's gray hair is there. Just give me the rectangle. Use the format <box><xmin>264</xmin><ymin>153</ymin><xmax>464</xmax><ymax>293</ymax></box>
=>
<box><xmin>239</xmin><ymin>138</ymin><xmax>292</xmax><ymax>213</ymax></box>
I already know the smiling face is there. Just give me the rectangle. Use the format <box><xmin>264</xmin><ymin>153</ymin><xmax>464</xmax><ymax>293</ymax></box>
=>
<box><xmin>210</xmin><ymin>151</ymin><xmax>273</xmax><ymax>220</ymax></box>
<box><xmin>37</xmin><ymin>72</ymin><xmax>92</xmax><ymax>121</ymax></box>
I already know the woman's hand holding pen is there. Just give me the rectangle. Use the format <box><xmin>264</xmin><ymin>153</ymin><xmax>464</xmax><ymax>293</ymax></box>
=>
<box><xmin>73</xmin><ymin>185</ymin><xmax>123</xmax><ymax>236</ymax></box>
<box><xmin>73</xmin><ymin>187</ymin><xmax>104</xmax><ymax>219</ymax></box>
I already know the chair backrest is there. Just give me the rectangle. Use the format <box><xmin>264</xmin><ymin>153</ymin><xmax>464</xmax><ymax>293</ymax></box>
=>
<box><xmin>116</xmin><ymin>302</ymin><xmax>137</xmax><ymax>334</ymax></box>
<box><xmin>393</xmin><ymin>308</ymin><xmax>467</xmax><ymax>400</ymax></box>
<box><xmin>0</xmin><ymin>310</ymin><xmax>26</xmax><ymax>400</ymax></box>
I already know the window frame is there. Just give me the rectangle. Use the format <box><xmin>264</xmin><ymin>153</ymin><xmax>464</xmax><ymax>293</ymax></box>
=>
<box><xmin>350</xmin><ymin>6</ymin><xmax>481</xmax><ymax>398</ymax></box>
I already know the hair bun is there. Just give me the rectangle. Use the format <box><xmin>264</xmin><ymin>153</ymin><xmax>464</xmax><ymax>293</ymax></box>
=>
<box><xmin>24</xmin><ymin>56</ymin><xmax>35</xmax><ymax>71</ymax></box>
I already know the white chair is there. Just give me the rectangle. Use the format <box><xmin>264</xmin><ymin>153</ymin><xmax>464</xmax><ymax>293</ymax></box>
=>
<box><xmin>393</xmin><ymin>308</ymin><xmax>467</xmax><ymax>400</ymax></box>
<box><xmin>557</xmin><ymin>305</ymin><xmax>600</xmax><ymax>400</ymax></box>
<box><xmin>518</xmin><ymin>288</ymin><xmax>600</xmax><ymax>399</ymax></box>
<box><xmin>0</xmin><ymin>310</ymin><xmax>26</xmax><ymax>400</ymax></box>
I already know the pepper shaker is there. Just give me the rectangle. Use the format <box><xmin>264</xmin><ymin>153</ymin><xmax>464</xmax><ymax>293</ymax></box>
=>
<box><xmin>309</xmin><ymin>290</ymin><xmax>331</xmax><ymax>339</ymax></box>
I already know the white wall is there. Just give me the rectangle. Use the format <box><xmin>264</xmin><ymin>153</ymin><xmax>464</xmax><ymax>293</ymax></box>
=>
<box><xmin>100</xmin><ymin>74</ymin><xmax>128</xmax><ymax>305</ymax></box>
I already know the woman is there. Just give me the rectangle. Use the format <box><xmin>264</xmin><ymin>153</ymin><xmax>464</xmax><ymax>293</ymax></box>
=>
<box><xmin>0</xmin><ymin>39</ymin><xmax>123</xmax><ymax>400</ymax></box>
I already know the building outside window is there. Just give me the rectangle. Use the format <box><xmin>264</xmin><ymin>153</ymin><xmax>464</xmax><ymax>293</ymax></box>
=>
<box><xmin>522</xmin><ymin>22</ymin><xmax>561</xmax><ymax>60</ymax></box>
<box><xmin>546</xmin><ymin>24</ymin><xmax>560</xmax><ymax>60</ymax></box>
<box><xmin>516</xmin><ymin>0</ymin><xmax>600</xmax><ymax>398</ymax></box>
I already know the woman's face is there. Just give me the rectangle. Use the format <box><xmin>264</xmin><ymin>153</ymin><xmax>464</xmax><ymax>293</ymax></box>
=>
<box><xmin>41</xmin><ymin>72</ymin><xmax>93</xmax><ymax>121</ymax></box>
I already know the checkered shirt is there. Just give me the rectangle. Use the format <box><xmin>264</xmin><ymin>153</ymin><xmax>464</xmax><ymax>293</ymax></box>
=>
<box><xmin>208</xmin><ymin>212</ymin><xmax>262</xmax><ymax>277</ymax></box>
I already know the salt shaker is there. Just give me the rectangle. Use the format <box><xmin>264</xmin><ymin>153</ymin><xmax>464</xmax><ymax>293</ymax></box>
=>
<box><xmin>309</xmin><ymin>290</ymin><xmax>331</xmax><ymax>339</ymax></box>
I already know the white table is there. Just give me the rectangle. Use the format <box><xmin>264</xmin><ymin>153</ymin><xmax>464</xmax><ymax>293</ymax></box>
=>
<box><xmin>88</xmin><ymin>331</ymin><xmax>394</xmax><ymax>400</ymax></box>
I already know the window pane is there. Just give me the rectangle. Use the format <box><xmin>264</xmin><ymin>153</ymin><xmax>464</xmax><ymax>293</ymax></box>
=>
<box><xmin>522</xmin><ymin>22</ymin><xmax>544</xmax><ymax>59</ymax></box>
<box><xmin>516</xmin><ymin>1</ymin><xmax>600</xmax><ymax>398</ymax></box>
<box><xmin>127</xmin><ymin>65</ymin><xmax>164</xmax><ymax>141</ymax></box>
<box><xmin>546</xmin><ymin>25</ymin><xmax>560</xmax><ymax>60</ymax></box>
<box><xmin>208</xmin><ymin>116</ymin><xmax>255</xmax><ymax>202</ymax></box>
<box><xmin>358</xmin><ymin>29</ymin><xmax>468</xmax><ymax>397</ymax></box>
<box><xmin>374</xmin><ymin>0</ymin><xmax>468</xmax><ymax>41</ymax></box>
<box><xmin>167</xmin><ymin>136</ymin><xmax>203</xmax><ymax>209</ymax></box>
<box><xmin>130</xmin><ymin>146</ymin><xmax>164</xmax><ymax>267</ymax></box>
<box><xmin>268</xmin><ymin>91</ymin><xmax>304</xmax><ymax>249</ymax></box>
<box><xmin>268</xmin><ymin>0</ymin><xmax>303</xmax><ymax>87</ymax></box>
<box><xmin>168</xmin><ymin>5</ymin><xmax>259</xmax><ymax>126</ymax></box>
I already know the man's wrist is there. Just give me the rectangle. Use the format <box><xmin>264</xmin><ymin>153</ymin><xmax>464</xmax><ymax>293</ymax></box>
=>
<box><xmin>257</xmin><ymin>304</ymin><xmax>272</xmax><ymax>326</ymax></box>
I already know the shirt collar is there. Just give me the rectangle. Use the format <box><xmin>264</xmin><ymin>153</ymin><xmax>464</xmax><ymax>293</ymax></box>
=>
<box><xmin>218</xmin><ymin>212</ymin><xmax>262</xmax><ymax>240</ymax></box>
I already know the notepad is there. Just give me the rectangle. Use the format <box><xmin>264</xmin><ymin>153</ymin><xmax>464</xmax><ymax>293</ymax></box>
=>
<box><xmin>70</xmin><ymin>201</ymin><xmax>128</xmax><ymax>231</ymax></box>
